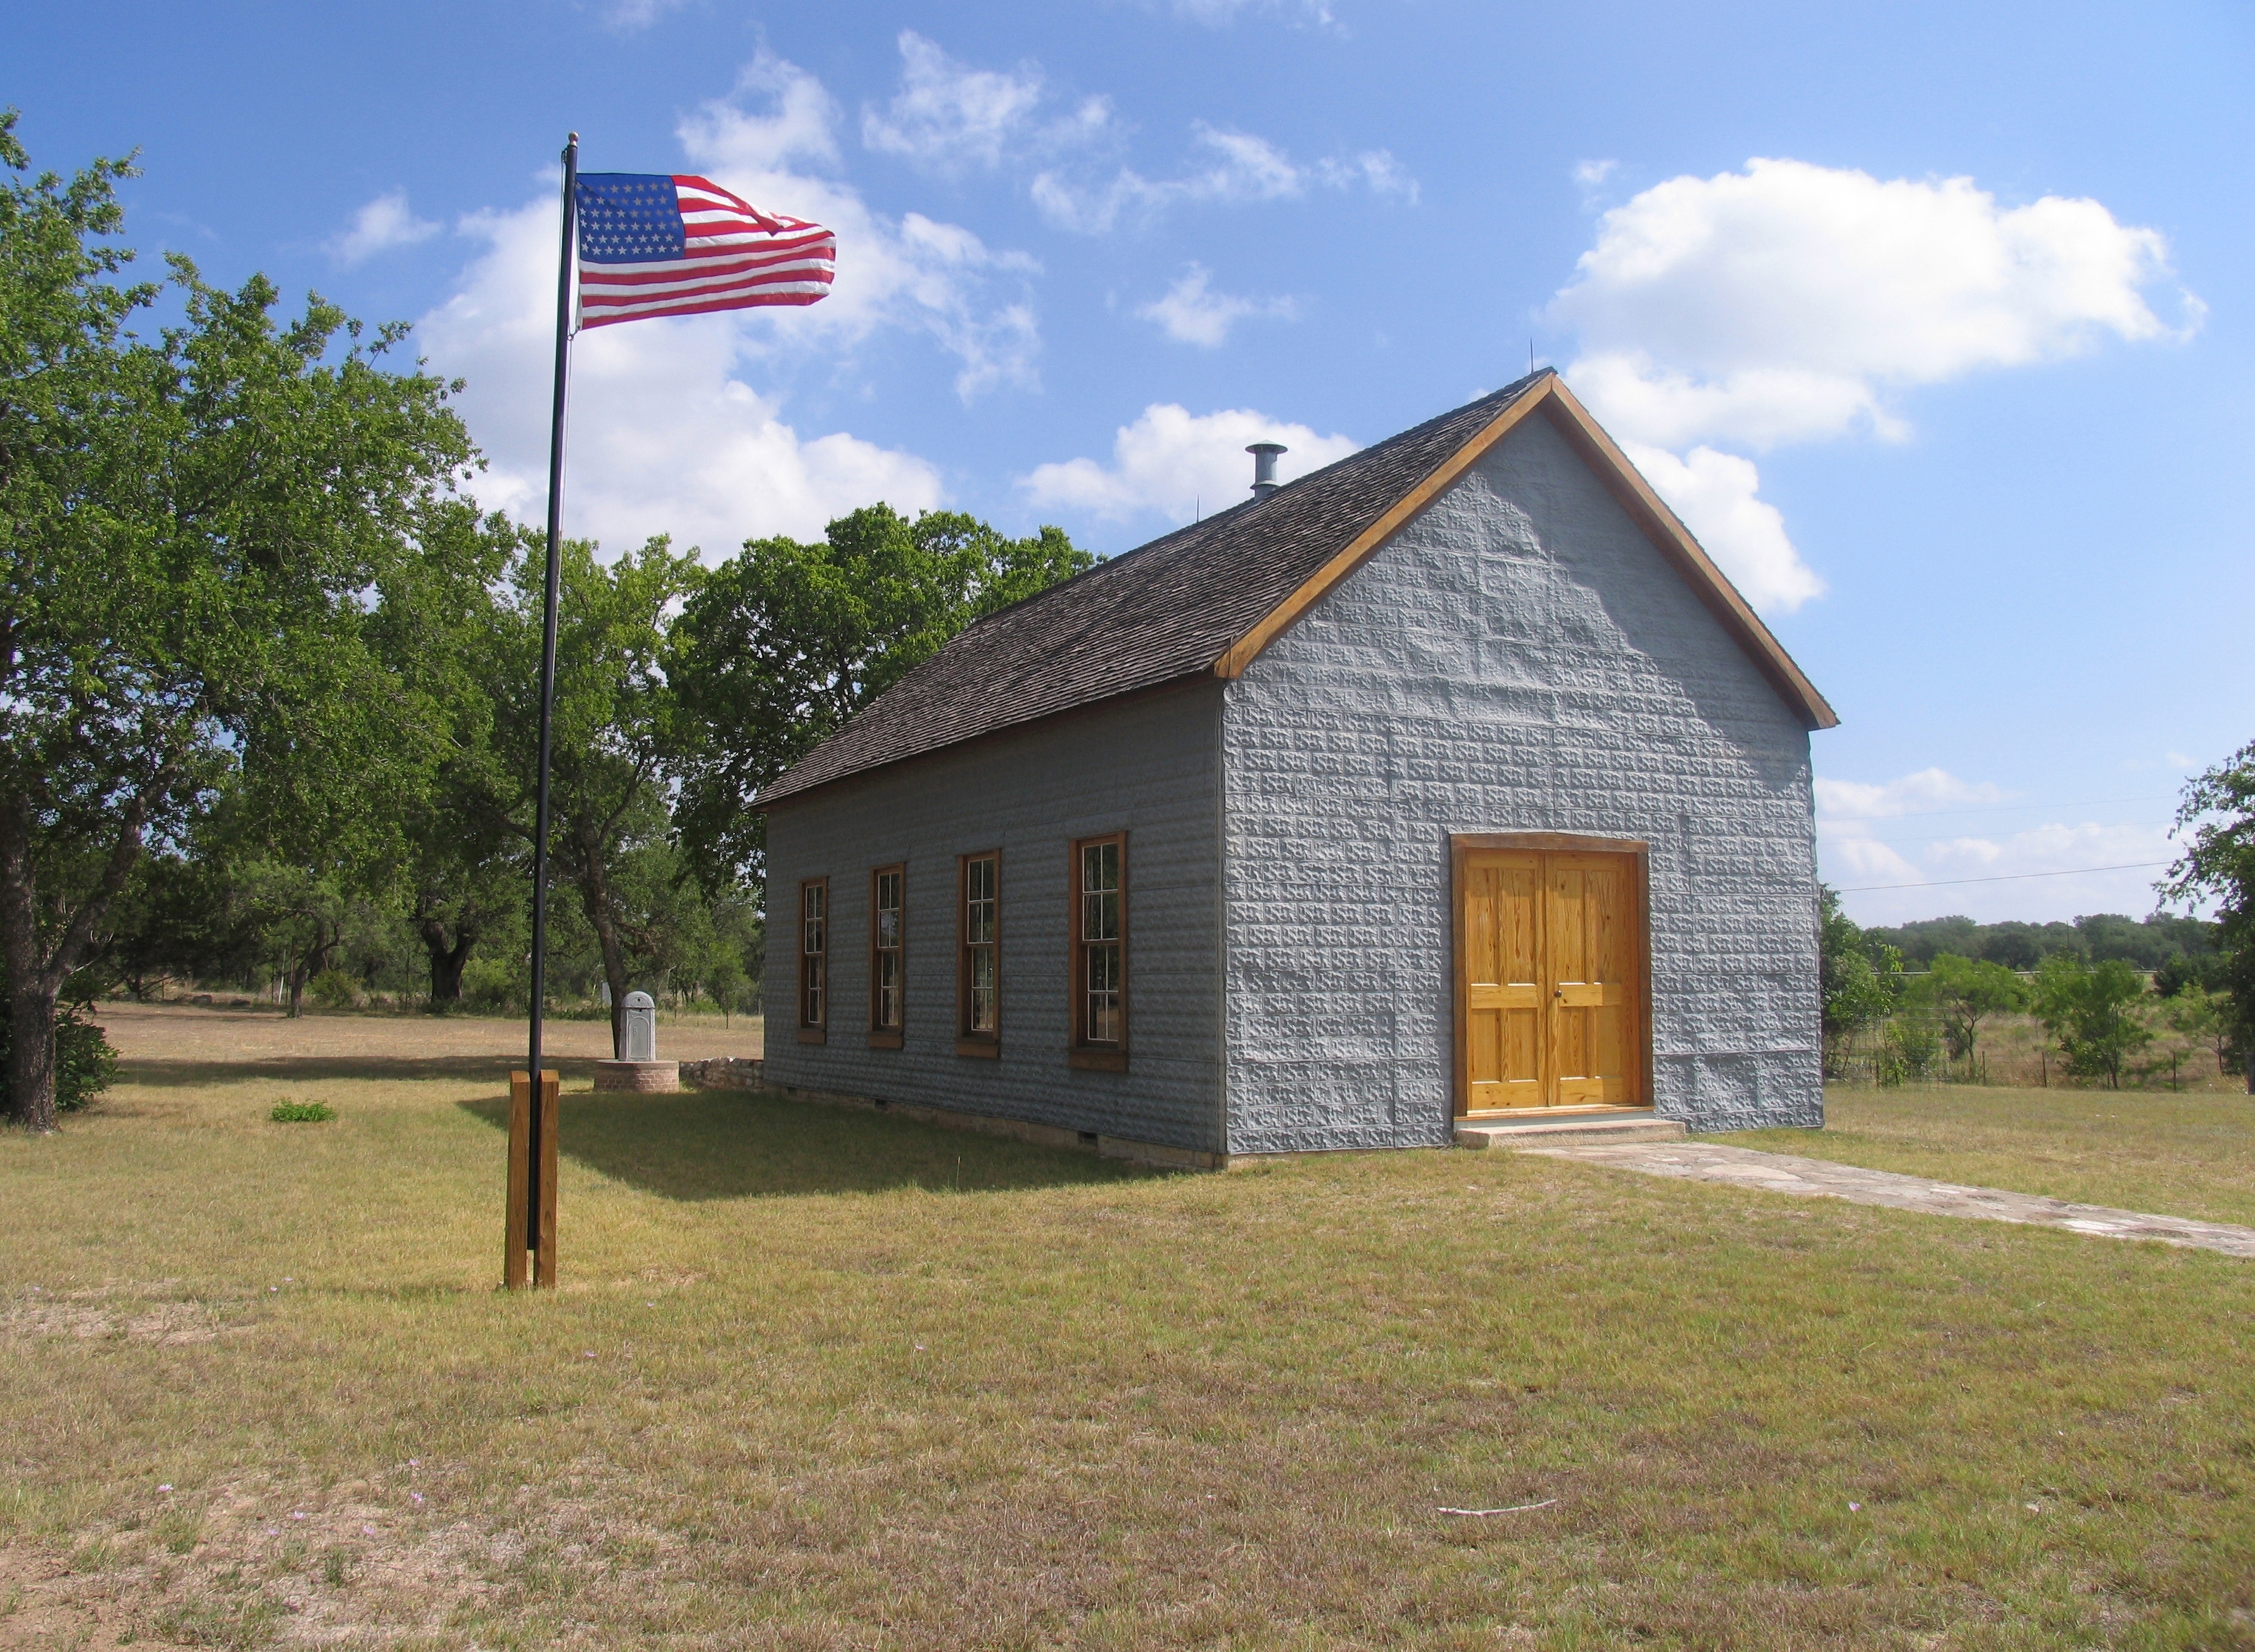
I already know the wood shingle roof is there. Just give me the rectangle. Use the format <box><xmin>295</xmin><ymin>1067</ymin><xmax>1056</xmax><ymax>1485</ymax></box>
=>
<box><xmin>757</xmin><ymin>371</ymin><xmax>1833</xmax><ymax>808</ymax></box>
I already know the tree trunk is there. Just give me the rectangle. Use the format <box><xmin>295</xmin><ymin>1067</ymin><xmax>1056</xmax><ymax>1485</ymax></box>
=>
<box><xmin>286</xmin><ymin>921</ymin><xmax>341</xmax><ymax>1019</ymax></box>
<box><xmin>417</xmin><ymin>911</ymin><xmax>475</xmax><ymax>1006</ymax></box>
<box><xmin>0</xmin><ymin>790</ymin><xmax>146</xmax><ymax>1130</ymax></box>
<box><xmin>573</xmin><ymin>830</ymin><xmax>631</xmax><ymax>1058</ymax></box>
<box><xmin>6</xmin><ymin>977</ymin><xmax>60</xmax><ymax>1133</ymax></box>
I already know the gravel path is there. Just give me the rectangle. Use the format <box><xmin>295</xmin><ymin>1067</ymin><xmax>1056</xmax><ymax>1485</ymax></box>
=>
<box><xmin>1522</xmin><ymin>1141</ymin><xmax>2255</xmax><ymax>1259</ymax></box>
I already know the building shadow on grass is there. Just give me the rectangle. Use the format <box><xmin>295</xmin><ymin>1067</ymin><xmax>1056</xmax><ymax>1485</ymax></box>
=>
<box><xmin>455</xmin><ymin>1087</ymin><xmax>1157</xmax><ymax>1201</ymax></box>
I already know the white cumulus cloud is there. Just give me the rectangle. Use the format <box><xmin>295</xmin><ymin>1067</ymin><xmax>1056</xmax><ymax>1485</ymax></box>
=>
<box><xmin>416</xmin><ymin>198</ymin><xmax>943</xmax><ymax>559</ymax></box>
<box><xmin>411</xmin><ymin>48</ymin><xmax>1054</xmax><ymax>555</ymax></box>
<box><xmin>604</xmin><ymin>0</ymin><xmax>686</xmax><ymax>27</ymax></box>
<box><xmin>1164</xmin><ymin>0</ymin><xmax>1339</xmax><ymax>27</ymax></box>
<box><xmin>1814</xmin><ymin>767</ymin><xmax>2177</xmax><ymax>923</ymax></box>
<box><xmin>324</xmin><ymin>190</ymin><xmax>439</xmax><ymax>265</ymax></box>
<box><xmin>1622</xmin><ymin>441</ymin><xmax>1822</xmax><ymax>611</ymax></box>
<box><xmin>1548</xmin><ymin>158</ymin><xmax>2199</xmax><ymax>614</ymax></box>
<box><xmin>675</xmin><ymin>51</ymin><xmax>1044</xmax><ymax>398</ymax></box>
<box><xmin>861</xmin><ymin>31</ymin><xmax>1081</xmax><ymax>175</ymax></box>
<box><xmin>1021</xmin><ymin>404</ymin><xmax>1358</xmax><ymax>524</ymax></box>
<box><xmin>1136</xmin><ymin>264</ymin><xmax>1299</xmax><ymax>346</ymax></box>
<box><xmin>1815</xmin><ymin>767</ymin><xmax>2011</xmax><ymax>821</ymax></box>
<box><xmin>1034</xmin><ymin>122</ymin><xmax>1413</xmax><ymax>233</ymax></box>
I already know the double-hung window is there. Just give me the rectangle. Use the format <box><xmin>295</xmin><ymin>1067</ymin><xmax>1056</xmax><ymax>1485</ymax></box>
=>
<box><xmin>797</xmin><ymin>878</ymin><xmax>828</xmax><ymax>1042</ymax></box>
<box><xmin>1071</xmin><ymin>834</ymin><xmax>1126</xmax><ymax>1069</ymax></box>
<box><xmin>870</xmin><ymin>865</ymin><xmax>904</xmax><ymax>1047</ymax></box>
<box><xmin>957</xmin><ymin>851</ymin><xmax>1000</xmax><ymax>1055</ymax></box>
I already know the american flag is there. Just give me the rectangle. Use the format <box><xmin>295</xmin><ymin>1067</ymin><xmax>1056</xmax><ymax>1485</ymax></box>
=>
<box><xmin>574</xmin><ymin>173</ymin><xmax>835</xmax><ymax>329</ymax></box>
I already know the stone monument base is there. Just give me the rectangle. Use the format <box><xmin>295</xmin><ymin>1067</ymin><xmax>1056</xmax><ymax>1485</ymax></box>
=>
<box><xmin>593</xmin><ymin>1059</ymin><xmax>679</xmax><ymax>1094</ymax></box>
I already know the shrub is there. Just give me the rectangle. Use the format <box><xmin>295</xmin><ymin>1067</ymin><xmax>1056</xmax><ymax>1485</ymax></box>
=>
<box><xmin>308</xmin><ymin>968</ymin><xmax>360</xmax><ymax>1010</ymax></box>
<box><xmin>269</xmin><ymin>1100</ymin><xmax>335</xmax><ymax>1123</ymax></box>
<box><xmin>1</xmin><ymin>999</ymin><xmax>120</xmax><ymax>1114</ymax></box>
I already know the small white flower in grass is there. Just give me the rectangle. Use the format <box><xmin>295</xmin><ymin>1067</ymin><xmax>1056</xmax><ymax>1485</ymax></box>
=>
<box><xmin>158</xmin><ymin>1484</ymin><xmax>172</xmax><ymax>1492</ymax></box>
<box><xmin>1847</xmin><ymin>1502</ymin><xmax>1860</xmax><ymax>1512</ymax></box>
<box><xmin>410</xmin><ymin>1492</ymin><xmax>424</xmax><ymax>1506</ymax></box>
<box><xmin>583</xmin><ymin>1351</ymin><xmax>595</xmax><ymax>1359</ymax></box>
<box><xmin>292</xmin><ymin>1511</ymin><xmax>306</xmax><ymax>1520</ymax></box>
<box><xmin>362</xmin><ymin>1524</ymin><xmax>376</xmax><ymax>1536</ymax></box>
<box><xmin>267</xmin><ymin>1527</ymin><xmax>279</xmax><ymax>1537</ymax></box>
<box><xmin>270</xmin><ymin>1286</ymin><xmax>279</xmax><ymax>1292</ymax></box>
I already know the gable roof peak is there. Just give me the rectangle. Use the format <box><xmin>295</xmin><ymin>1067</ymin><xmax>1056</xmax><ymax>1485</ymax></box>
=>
<box><xmin>757</xmin><ymin>369</ymin><xmax>1831</xmax><ymax>808</ymax></box>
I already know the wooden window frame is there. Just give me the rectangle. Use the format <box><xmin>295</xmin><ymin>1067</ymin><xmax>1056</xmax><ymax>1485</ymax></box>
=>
<box><xmin>796</xmin><ymin>876</ymin><xmax>828</xmax><ymax>1045</ymax></box>
<box><xmin>956</xmin><ymin>850</ymin><xmax>1002</xmax><ymax>1058</ymax></box>
<box><xmin>868</xmin><ymin>864</ymin><xmax>905</xmax><ymax>1049</ymax></box>
<box><xmin>1069</xmin><ymin>832</ymin><xmax>1128</xmax><ymax>1072</ymax></box>
<box><xmin>1448</xmin><ymin>832</ymin><xmax>1652</xmax><ymax>1114</ymax></box>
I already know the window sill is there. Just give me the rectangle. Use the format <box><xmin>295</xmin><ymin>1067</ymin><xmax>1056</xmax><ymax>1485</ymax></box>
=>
<box><xmin>1070</xmin><ymin>1047</ymin><xmax>1128</xmax><ymax>1072</ymax></box>
<box><xmin>956</xmin><ymin>1038</ymin><xmax>999</xmax><ymax>1059</ymax></box>
<box><xmin>867</xmin><ymin>1031</ymin><xmax>903</xmax><ymax>1050</ymax></box>
<box><xmin>796</xmin><ymin>1028</ymin><xmax>827</xmax><ymax>1045</ymax></box>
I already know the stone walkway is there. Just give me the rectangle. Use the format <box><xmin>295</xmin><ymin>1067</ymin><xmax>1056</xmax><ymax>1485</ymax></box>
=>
<box><xmin>1522</xmin><ymin>1142</ymin><xmax>2255</xmax><ymax>1259</ymax></box>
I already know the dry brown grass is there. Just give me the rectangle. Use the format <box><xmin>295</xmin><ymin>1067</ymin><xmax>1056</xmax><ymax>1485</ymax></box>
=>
<box><xmin>1721</xmin><ymin>1084</ymin><xmax>2255</xmax><ymax>1228</ymax></box>
<box><xmin>3</xmin><ymin>1009</ymin><xmax>2253</xmax><ymax>1649</ymax></box>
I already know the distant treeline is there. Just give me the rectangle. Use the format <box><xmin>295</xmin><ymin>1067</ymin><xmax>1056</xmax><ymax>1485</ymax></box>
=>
<box><xmin>1864</xmin><ymin>912</ymin><xmax>2221</xmax><ymax>992</ymax></box>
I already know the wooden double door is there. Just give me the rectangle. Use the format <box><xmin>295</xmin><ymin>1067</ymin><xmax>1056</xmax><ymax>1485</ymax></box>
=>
<box><xmin>1456</xmin><ymin>844</ymin><xmax>1646</xmax><ymax>1112</ymax></box>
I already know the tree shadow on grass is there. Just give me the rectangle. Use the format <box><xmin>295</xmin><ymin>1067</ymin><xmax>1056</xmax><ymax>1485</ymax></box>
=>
<box><xmin>122</xmin><ymin>1056</ymin><xmax>609</xmax><ymax>1088</ymax></box>
<box><xmin>455</xmin><ymin>1087</ymin><xmax>1159</xmax><ymax>1201</ymax></box>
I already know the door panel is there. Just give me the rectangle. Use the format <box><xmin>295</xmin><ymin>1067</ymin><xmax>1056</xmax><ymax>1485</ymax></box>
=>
<box><xmin>1461</xmin><ymin>853</ymin><xmax>1543</xmax><ymax>1109</ymax></box>
<box><xmin>1458</xmin><ymin>846</ymin><xmax>1643</xmax><ymax>1111</ymax></box>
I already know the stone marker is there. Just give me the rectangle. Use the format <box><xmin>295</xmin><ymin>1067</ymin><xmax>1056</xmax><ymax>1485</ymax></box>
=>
<box><xmin>621</xmin><ymin>990</ymin><xmax>657</xmax><ymax>1061</ymax></box>
<box><xmin>594</xmin><ymin>989</ymin><xmax>679</xmax><ymax>1092</ymax></box>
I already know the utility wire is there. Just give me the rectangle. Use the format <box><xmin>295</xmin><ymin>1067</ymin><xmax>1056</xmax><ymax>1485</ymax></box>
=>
<box><xmin>1835</xmin><ymin>860</ymin><xmax>2172</xmax><ymax>893</ymax></box>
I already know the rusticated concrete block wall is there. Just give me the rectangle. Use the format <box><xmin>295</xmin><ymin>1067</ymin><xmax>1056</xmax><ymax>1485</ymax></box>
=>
<box><xmin>1220</xmin><ymin>412</ymin><xmax>1821</xmax><ymax>1151</ymax></box>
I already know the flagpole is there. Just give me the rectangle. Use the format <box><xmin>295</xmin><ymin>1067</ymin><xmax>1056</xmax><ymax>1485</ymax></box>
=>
<box><xmin>525</xmin><ymin>131</ymin><xmax>578</xmax><ymax>1276</ymax></box>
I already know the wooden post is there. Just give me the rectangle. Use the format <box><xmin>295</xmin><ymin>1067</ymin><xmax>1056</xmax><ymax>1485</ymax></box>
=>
<box><xmin>506</xmin><ymin>1072</ymin><xmax>531</xmax><ymax>1290</ymax></box>
<box><xmin>506</xmin><ymin>1071</ymin><xmax>561</xmax><ymax>1289</ymax></box>
<box><xmin>535</xmin><ymin>1070</ymin><xmax>559</xmax><ymax>1288</ymax></box>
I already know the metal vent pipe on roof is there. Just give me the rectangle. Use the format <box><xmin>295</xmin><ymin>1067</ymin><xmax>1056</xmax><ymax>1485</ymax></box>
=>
<box><xmin>1246</xmin><ymin>441</ymin><xmax>1287</xmax><ymax>500</ymax></box>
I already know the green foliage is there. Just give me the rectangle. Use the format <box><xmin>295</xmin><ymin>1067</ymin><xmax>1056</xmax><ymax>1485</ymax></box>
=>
<box><xmin>268</xmin><ymin>1099</ymin><xmax>334</xmax><ymax>1122</ymax></box>
<box><xmin>2033</xmin><ymin>954</ymin><xmax>2153</xmax><ymax>1089</ymax></box>
<box><xmin>1866</xmin><ymin>909</ymin><xmax>2218</xmax><ymax>973</ymax></box>
<box><xmin>1909</xmin><ymin>952</ymin><xmax>2027</xmax><ymax>1071</ymax></box>
<box><xmin>1874</xmin><ymin>1011</ymin><xmax>1942</xmax><ymax>1086</ymax></box>
<box><xmin>308</xmin><ymin>969</ymin><xmax>359</xmax><ymax>1010</ymax></box>
<box><xmin>2164</xmin><ymin>740</ymin><xmax>2255</xmax><ymax>1090</ymax></box>
<box><xmin>669</xmin><ymin>505</ymin><xmax>1094</xmax><ymax>891</ymax></box>
<box><xmin>2161</xmin><ymin>984</ymin><xmax>2231</xmax><ymax>1078</ymax></box>
<box><xmin>0</xmin><ymin>113</ymin><xmax>474</xmax><ymax>1127</ymax></box>
<box><xmin>0</xmin><ymin>997</ymin><xmax>118</xmax><ymax>1114</ymax></box>
<box><xmin>1819</xmin><ymin>885</ymin><xmax>1901</xmax><ymax>1078</ymax></box>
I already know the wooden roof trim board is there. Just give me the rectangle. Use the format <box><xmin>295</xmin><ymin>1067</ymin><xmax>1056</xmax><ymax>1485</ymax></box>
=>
<box><xmin>1210</xmin><ymin>385</ymin><xmax>1554</xmax><ymax>680</ymax></box>
<box><xmin>1211</xmin><ymin>373</ymin><xmax>1840</xmax><ymax>731</ymax></box>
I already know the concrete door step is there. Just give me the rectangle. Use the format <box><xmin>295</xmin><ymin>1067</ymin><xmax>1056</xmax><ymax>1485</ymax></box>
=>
<box><xmin>1455</xmin><ymin>1113</ymin><xmax>1687</xmax><ymax>1149</ymax></box>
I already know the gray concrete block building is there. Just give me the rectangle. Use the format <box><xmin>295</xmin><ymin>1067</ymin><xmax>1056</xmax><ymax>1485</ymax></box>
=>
<box><xmin>757</xmin><ymin>371</ymin><xmax>1838</xmax><ymax>1162</ymax></box>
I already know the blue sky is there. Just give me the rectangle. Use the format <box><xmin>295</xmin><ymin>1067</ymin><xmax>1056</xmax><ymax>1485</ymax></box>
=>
<box><xmin>13</xmin><ymin>0</ymin><xmax>2252</xmax><ymax>925</ymax></box>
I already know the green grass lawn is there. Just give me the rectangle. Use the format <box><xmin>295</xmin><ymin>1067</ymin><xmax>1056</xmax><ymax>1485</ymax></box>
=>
<box><xmin>3</xmin><ymin>1030</ymin><xmax>2253</xmax><ymax>1649</ymax></box>
<box><xmin>1717</xmin><ymin>1084</ymin><xmax>2255</xmax><ymax>1228</ymax></box>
